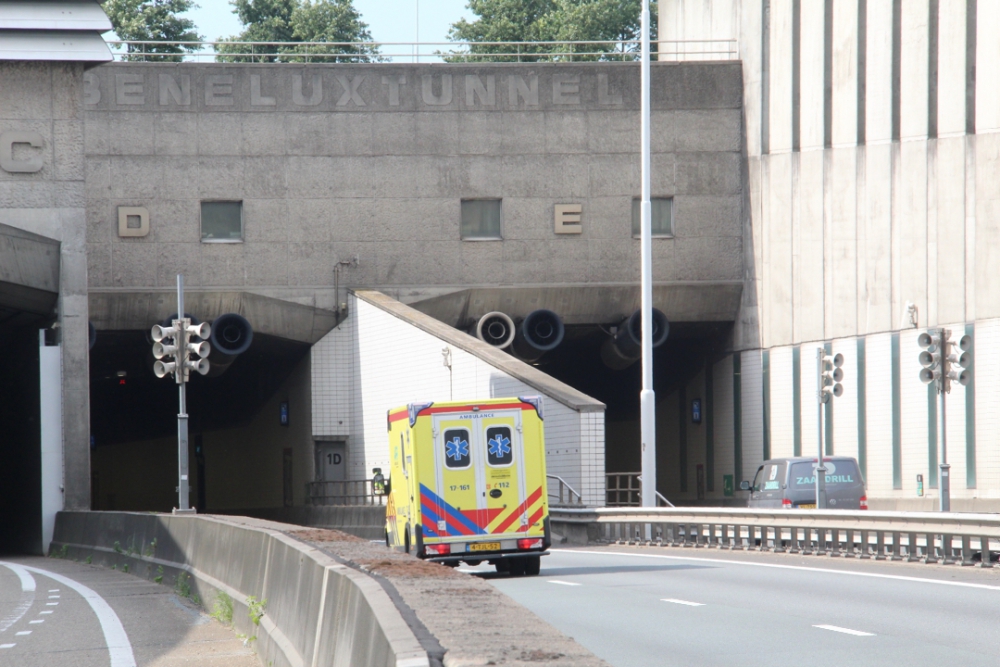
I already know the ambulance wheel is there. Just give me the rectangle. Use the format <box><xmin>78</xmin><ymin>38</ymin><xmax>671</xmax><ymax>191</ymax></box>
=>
<box><xmin>525</xmin><ymin>556</ymin><xmax>541</xmax><ymax>576</ymax></box>
<box><xmin>404</xmin><ymin>529</ymin><xmax>411</xmax><ymax>554</ymax></box>
<box><xmin>493</xmin><ymin>559</ymin><xmax>510</xmax><ymax>574</ymax></box>
<box><xmin>384</xmin><ymin>528</ymin><xmax>390</xmax><ymax>548</ymax></box>
<box><xmin>508</xmin><ymin>557</ymin><xmax>526</xmax><ymax>577</ymax></box>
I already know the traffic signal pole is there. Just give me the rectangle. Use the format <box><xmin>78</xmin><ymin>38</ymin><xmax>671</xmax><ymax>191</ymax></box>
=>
<box><xmin>815</xmin><ymin>347</ymin><xmax>828</xmax><ymax>509</ymax></box>
<box><xmin>938</xmin><ymin>379</ymin><xmax>950</xmax><ymax>512</ymax></box>
<box><xmin>639</xmin><ymin>0</ymin><xmax>657</xmax><ymax>510</ymax></box>
<box><xmin>175</xmin><ymin>274</ymin><xmax>193</xmax><ymax>514</ymax></box>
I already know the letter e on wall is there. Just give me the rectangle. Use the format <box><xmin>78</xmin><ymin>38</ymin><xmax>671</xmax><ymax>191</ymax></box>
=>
<box><xmin>554</xmin><ymin>204</ymin><xmax>582</xmax><ymax>235</ymax></box>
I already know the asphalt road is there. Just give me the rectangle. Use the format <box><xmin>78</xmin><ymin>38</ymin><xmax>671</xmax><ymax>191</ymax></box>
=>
<box><xmin>0</xmin><ymin>556</ymin><xmax>256</xmax><ymax>667</ymax></box>
<box><xmin>463</xmin><ymin>547</ymin><xmax>1000</xmax><ymax>666</ymax></box>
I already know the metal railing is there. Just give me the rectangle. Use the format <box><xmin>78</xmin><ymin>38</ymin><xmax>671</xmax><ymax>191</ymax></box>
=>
<box><xmin>606</xmin><ymin>472</ymin><xmax>642</xmax><ymax>506</ymax></box>
<box><xmin>547</xmin><ymin>474</ymin><xmax>584</xmax><ymax>506</ymax></box>
<box><xmin>549</xmin><ymin>507</ymin><xmax>1000</xmax><ymax>566</ymax></box>
<box><xmin>306</xmin><ymin>479</ymin><xmax>385</xmax><ymax>506</ymax></box>
<box><xmin>104</xmin><ymin>39</ymin><xmax>738</xmax><ymax>64</ymax></box>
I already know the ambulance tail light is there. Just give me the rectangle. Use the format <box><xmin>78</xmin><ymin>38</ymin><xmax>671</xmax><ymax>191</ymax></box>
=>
<box><xmin>860</xmin><ymin>495</ymin><xmax>868</xmax><ymax>510</ymax></box>
<box><xmin>781</xmin><ymin>498</ymin><xmax>792</xmax><ymax>509</ymax></box>
<box><xmin>517</xmin><ymin>538</ymin><xmax>543</xmax><ymax>550</ymax></box>
<box><xmin>425</xmin><ymin>543</ymin><xmax>451</xmax><ymax>556</ymax></box>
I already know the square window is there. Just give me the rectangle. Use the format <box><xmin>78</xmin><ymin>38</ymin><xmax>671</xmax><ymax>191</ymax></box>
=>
<box><xmin>461</xmin><ymin>199</ymin><xmax>502</xmax><ymax>240</ymax></box>
<box><xmin>443</xmin><ymin>429</ymin><xmax>471</xmax><ymax>469</ymax></box>
<box><xmin>486</xmin><ymin>426</ymin><xmax>514</xmax><ymax>467</ymax></box>
<box><xmin>631</xmin><ymin>197</ymin><xmax>673</xmax><ymax>238</ymax></box>
<box><xmin>201</xmin><ymin>201</ymin><xmax>243</xmax><ymax>242</ymax></box>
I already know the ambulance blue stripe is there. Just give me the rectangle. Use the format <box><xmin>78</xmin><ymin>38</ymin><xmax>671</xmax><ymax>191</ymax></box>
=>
<box><xmin>419</xmin><ymin>483</ymin><xmax>486</xmax><ymax>535</ymax></box>
<box><xmin>421</xmin><ymin>505</ymin><xmax>445</xmax><ymax>536</ymax></box>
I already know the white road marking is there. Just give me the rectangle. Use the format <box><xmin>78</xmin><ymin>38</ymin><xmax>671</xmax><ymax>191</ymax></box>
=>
<box><xmin>48</xmin><ymin>595</ymin><xmax>60</xmax><ymax>599</ymax></box>
<box><xmin>48</xmin><ymin>589</ymin><xmax>59</xmax><ymax>593</ymax></box>
<box><xmin>814</xmin><ymin>624</ymin><xmax>875</xmax><ymax>637</ymax></box>
<box><xmin>0</xmin><ymin>643</ymin><xmax>14</xmax><ymax>649</ymax></box>
<box><xmin>559</xmin><ymin>550</ymin><xmax>1000</xmax><ymax>592</ymax></box>
<box><xmin>661</xmin><ymin>598</ymin><xmax>705</xmax><ymax>606</ymax></box>
<box><xmin>3</xmin><ymin>564</ymin><xmax>137</xmax><ymax>667</ymax></box>
<box><xmin>0</xmin><ymin>563</ymin><xmax>36</xmax><ymax>633</ymax></box>
<box><xmin>39</xmin><ymin>612</ymin><xmax>52</xmax><ymax>615</ymax></box>
<box><xmin>28</xmin><ymin>620</ymin><xmax>43</xmax><ymax>625</ymax></box>
<box><xmin>15</xmin><ymin>631</ymin><xmax>30</xmax><ymax>636</ymax></box>
<box><xmin>45</xmin><ymin>602</ymin><xmax>58</xmax><ymax>606</ymax></box>
<box><xmin>547</xmin><ymin>580</ymin><xmax>581</xmax><ymax>586</ymax></box>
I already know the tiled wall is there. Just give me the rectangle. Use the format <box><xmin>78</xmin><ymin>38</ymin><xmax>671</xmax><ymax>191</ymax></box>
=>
<box><xmin>311</xmin><ymin>293</ymin><xmax>606</xmax><ymax>505</ymax></box>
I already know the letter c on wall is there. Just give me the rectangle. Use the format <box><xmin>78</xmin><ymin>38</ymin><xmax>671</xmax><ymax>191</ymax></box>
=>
<box><xmin>0</xmin><ymin>131</ymin><xmax>44</xmax><ymax>173</ymax></box>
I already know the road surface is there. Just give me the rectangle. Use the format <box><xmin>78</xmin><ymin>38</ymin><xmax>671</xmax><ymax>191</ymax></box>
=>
<box><xmin>464</xmin><ymin>546</ymin><xmax>1000</xmax><ymax>666</ymax></box>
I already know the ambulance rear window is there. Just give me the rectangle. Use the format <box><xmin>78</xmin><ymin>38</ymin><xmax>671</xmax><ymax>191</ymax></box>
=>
<box><xmin>486</xmin><ymin>426</ymin><xmax>513</xmax><ymax>467</ymax></box>
<box><xmin>443</xmin><ymin>429</ymin><xmax>471</xmax><ymax>468</ymax></box>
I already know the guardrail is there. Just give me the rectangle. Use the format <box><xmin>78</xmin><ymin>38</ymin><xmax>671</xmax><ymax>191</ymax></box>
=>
<box><xmin>307</xmin><ymin>479</ymin><xmax>386</xmax><ymax>506</ymax></box>
<box><xmin>549</xmin><ymin>507</ymin><xmax>999</xmax><ymax>567</ymax></box>
<box><xmin>103</xmin><ymin>39</ymin><xmax>738</xmax><ymax>63</ymax></box>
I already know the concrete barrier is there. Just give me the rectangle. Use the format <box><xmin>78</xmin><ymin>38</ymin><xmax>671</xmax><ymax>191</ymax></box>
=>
<box><xmin>219</xmin><ymin>506</ymin><xmax>387</xmax><ymax>540</ymax></box>
<box><xmin>52</xmin><ymin>511</ymin><xmax>429</xmax><ymax>667</ymax></box>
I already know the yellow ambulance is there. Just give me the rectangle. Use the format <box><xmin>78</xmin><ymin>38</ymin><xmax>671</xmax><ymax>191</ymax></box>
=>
<box><xmin>380</xmin><ymin>397</ymin><xmax>551</xmax><ymax>576</ymax></box>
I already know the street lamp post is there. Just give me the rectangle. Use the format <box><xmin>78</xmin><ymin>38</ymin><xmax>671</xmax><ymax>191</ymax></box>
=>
<box><xmin>639</xmin><ymin>0</ymin><xmax>656</xmax><ymax>508</ymax></box>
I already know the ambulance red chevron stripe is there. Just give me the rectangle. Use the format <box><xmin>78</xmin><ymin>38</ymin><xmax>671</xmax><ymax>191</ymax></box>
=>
<box><xmin>490</xmin><ymin>486</ymin><xmax>544</xmax><ymax>534</ymax></box>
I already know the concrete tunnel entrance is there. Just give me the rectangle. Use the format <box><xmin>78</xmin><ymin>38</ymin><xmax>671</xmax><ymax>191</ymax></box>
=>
<box><xmin>0</xmin><ymin>224</ymin><xmax>61</xmax><ymax>554</ymax></box>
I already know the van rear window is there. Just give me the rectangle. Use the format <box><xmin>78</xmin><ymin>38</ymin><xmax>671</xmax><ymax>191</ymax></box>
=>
<box><xmin>486</xmin><ymin>426</ymin><xmax>513</xmax><ymax>466</ymax></box>
<box><xmin>790</xmin><ymin>461</ymin><xmax>861</xmax><ymax>488</ymax></box>
<box><xmin>443</xmin><ymin>429</ymin><xmax>471</xmax><ymax>469</ymax></box>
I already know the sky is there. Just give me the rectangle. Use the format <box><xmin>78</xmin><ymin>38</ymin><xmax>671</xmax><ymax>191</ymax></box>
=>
<box><xmin>182</xmin><ymin>0</ymin><xmax>474</xmax><ymax>61</ymax></box>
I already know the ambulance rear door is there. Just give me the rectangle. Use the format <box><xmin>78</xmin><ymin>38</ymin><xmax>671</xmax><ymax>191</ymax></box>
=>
<box><xmin>427</xmin><ymin>415</ymin><xmax>481</xmax><ymax>539</ymax></box>
<box><xmin>478</xmin><ymin>409</ymin><xmax>529</xmax><ymax>537</ymax></box>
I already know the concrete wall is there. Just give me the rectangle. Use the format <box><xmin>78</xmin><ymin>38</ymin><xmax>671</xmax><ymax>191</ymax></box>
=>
<box><xmin>0</xmin><ymin>62</ymin><xmax>91</xmax><ymax>512</ymax></box>
<box><xmin>52</xmin><ymin>511</ymin><xmax>427</xmax><ymax>667</ymax></box>
<box><xmin>661</xmin><ymin>0</ymin><xmax>1000</xmax><ymax>506</ymax></box>
<box><xmin>82</xmin><ymin>62</ymin><xmax>744</xmax><ymax>320</ymax></box>
<box><xmin>312</xmin><ymin>290</ymin><xmax>607</xmax><ymax>506</ymax></box>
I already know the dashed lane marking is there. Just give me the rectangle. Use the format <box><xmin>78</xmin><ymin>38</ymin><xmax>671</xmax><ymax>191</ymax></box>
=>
<box><xmin>15</xmin><ymin>631</ymin><xmax>30</xmax><ymax>636</ymax></box>
<box><xmin>547</xmin><ymin>580</ymin><xmax>581</xmax><ymax>586</ymax></box>
<box><xmin>0</xmin><ymin>563</ymin><xmax>36</xmax><ymax>633</ymax></box>
<box><xmin>29</xmin><ymin>621</ymin><xmax>43</xmax><ymax>625</ymax></box>
<box><xmin>661</xmin><ymin>598</ymin><xmax>705</xmax><ymax>606</ymax></box>
<box><xmin>0</xmin><ymin>644</ymin><xmax>15</xmax><ymax>649</ymax></box>
<box><xmin>45</xmin><ymin>602</ymin><xmax>59</xmax><ymax>606</ymax></box>
<box><xmin>39</xmin><ymin>611</ymin><xmax>52</xmax><ymax>615</ymax></box>
<box><xmin>813</xmin><ymin>624</ymin><xmax>875</xmax><ymax>637</ymax></box>
<box><xmin>7</xmin><ymin>564</ymin><xmax>137</xmax><ymax>667</ymax></box>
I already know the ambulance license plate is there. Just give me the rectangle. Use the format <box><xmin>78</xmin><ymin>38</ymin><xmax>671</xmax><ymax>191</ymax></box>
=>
<box><xmin>470</xmin><ymin>542</ymin><xmax>500</xmax><ymax>552</ymax></box>
<box><xmin>797</xmin><ymin>503</ymin><xmax>816</xmax><ymax>509</ymax></box>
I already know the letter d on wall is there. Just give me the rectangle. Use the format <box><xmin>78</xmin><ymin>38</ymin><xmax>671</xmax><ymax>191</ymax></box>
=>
<box><xmin>0</xmin><ymin>131</ymin><xmax>44</xmax><ymax>173</ymax></box>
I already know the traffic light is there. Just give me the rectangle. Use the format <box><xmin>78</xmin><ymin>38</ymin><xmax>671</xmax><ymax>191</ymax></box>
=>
<box><xmin>820</xmin><ymin>352</ymin><xmax>844</xmax><ymax>402</ymax></box>
<box><xmin>918</xmin><ymin>330</ymin><xmax>944</xmax><ymax>387</ymax></box>
<box><xmin>151</xmin><ymin>318</ymin><xmax>212</xmax><ymax>383</ymax></box>
<box><xmin>945</xmin><ymin>333</ymin><xmax>972</xmax><ymax>390</ymax></box>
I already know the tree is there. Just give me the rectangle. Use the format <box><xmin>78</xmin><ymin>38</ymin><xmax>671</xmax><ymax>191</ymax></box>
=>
<box><xmin>102</xmin><ymin>0</ymin><xmax>203</xmax><ymax>62</ymax></box>
<box><xmin>447</xmin><ymin>0</ymin><xmax>657</xmax><ymax>62</ymax></box>
<box><xmin>217</xmin><ymin>0</ymin><xmax>379</xmax><ymax>63</ymax></box>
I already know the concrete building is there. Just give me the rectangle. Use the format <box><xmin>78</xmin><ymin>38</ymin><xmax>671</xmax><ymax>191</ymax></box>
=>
<box><xmin>661</xmin><ymin>0</ymin><xmax>1000</xmax><ymax>510</ymax></box>
<box><xmin>7</xmin><ymin>0</ymin><xmax>999</xmax><ymax>554</ymax></box>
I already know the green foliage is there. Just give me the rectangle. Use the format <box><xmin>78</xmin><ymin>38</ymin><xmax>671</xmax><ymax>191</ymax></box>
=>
<box><xmin>143</xmin><ymin>538</ymin><xmax>157</xmax><ymax>558</ymax></box>
<box><xmin>154</xmin><ymin>565</ymin><xmax>164</xmax><ymax>584</ymax></box>
<box><xmin>246</xmin><ymin>596</ymin><xmax>267</xmax><ymax>626</ymax></box>
<box><xmin>102</xmin><ymin>0</ymin><xmax>203</xmax><ymax>61</ymax></box>
<box><xmin>112</xmin><ymin>541</ymin><xmax>122</xmax><ymax>554</ymax></box>
<box><xmin>174</xmin><ymin>572</ymin><xmax>192</xmax><ymax>598</ymax></box>
<box><xmin>85</xmin><ymin>555</ymin><xmax>93</xmax><ymax>565</ymax></box>
<box><xmin>50</xmin><ymin>544</ymin><xmax>69</xmax><ymax>559</ymax></box>
<box><xmin>447</xmin><ymin>0</ymin><xmax>657</xmax><ymax>62</ymax></box>
<box><xmin>211</xmin><ymin>591</ymin><xmax>234</xmax><ymax>626</ymax></box>
<box><xmin>121</xmin><ymin>563</ymin><xmax>129</xmax><ymax>573</ymax></box>
<box><xmin>217</xmin><ymin>0</ymin><xmax>380</xmax><ymax>62</ymax></box>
